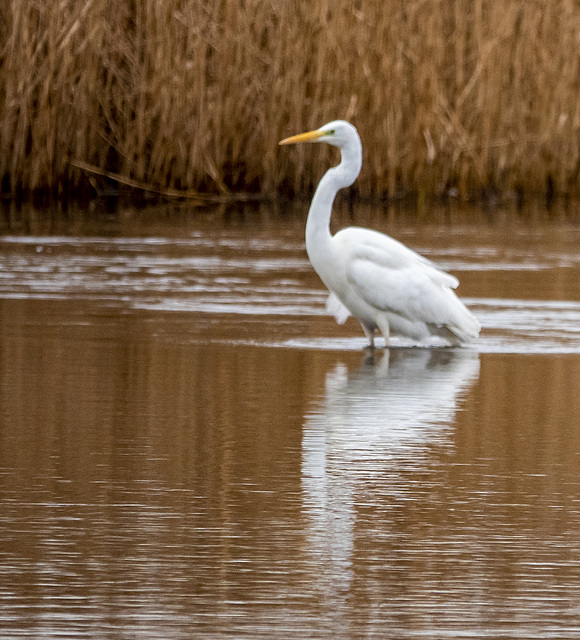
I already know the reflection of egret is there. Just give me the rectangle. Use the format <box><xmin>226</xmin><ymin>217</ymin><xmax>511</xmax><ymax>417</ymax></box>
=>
<box><xmin>309</xmin><ymin>349</ymin><xmax>479</xmax><ymax>474</ymax></box>
<box><xmin>280</xmin><ymin>121</ymin><xmax>480</xmax><ymax>347</ymax></box>
<box><xmin>301</xmin><ymin>349</ymin><xmax>480</xmax><ymax>604</ymax></box>
<box><xmin>303</xmin><ymin>348</ymin><xmax>480</xmax><ymax>486</ymax></box>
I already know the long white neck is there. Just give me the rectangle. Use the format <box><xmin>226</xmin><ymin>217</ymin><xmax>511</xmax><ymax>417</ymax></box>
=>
<box><xmin>305</xmin><ymin>133</ymin><xmax>362</xmax><ymax>265</ymax></box>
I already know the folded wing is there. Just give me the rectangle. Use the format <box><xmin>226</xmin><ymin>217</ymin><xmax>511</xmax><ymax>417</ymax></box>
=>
<box><xmin>336</xmin><ymin>228</ymin><xmax>480</xmax><ymax>340</ymax></box>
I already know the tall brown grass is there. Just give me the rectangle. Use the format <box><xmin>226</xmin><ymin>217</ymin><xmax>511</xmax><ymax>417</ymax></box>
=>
<box><xmin>2</xmin><ymin>0</ymin><xmax>580</xmax><ymax>201</ymax></box>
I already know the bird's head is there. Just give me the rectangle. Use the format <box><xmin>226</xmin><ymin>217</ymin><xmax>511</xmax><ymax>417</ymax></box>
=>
<box><xmin>279</xmin><ymin>120</ymin><xmax>358</xmax><ymax>150</ymax></box>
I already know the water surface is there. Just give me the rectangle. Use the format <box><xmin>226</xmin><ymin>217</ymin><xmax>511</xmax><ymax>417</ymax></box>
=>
<box><xmin>1</xmin><ymin>201</ymin><xmax>580</xmax><ymax>638</ymax></box>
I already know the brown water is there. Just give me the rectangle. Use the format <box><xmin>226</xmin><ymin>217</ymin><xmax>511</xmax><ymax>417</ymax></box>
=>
<box><xmin>1</xmin><ymin>201</ymin><xmax>580</xmax><ymax>639</ymax></box>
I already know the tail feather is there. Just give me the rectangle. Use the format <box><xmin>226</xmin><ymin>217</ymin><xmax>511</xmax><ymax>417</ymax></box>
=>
<box><xmin>446</xmin><ymin>304</ymin><xmax>481</xmax><ymax>344</ymax></box>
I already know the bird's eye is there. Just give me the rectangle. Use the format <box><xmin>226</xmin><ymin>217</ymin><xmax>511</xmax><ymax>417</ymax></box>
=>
<box><xmin>327</xmin><ymin>129</ymin><xmax>335</xmax><ymax>136</ymax></box>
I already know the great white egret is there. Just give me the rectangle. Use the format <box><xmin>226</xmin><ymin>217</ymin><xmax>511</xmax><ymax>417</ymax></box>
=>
<box><xmin>279</xmin><ymin>120</ymin><xmax>480</xmax><ymax>348</ymax></box>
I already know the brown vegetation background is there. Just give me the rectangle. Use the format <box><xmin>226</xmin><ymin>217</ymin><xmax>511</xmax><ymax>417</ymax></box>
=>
<box><xmin>2</xmin><ymin>0</ymin><xmax>580</xmax><ymax>200</ymax></box>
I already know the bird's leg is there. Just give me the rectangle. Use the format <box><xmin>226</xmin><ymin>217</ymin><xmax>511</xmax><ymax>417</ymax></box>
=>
<box><xmin>361</xmin><ymin>323</ymin><xmax>375</xmax><ymax>350</ymax></box>
<box><xmin>377</xmin><ymin>318</ymin><xmax>390</xmax><ymax>348</ymax></box>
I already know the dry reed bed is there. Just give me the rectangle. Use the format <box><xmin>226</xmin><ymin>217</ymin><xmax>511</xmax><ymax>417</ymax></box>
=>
<box><xmin>1</xmin><ymin>0</ymin><xmax>580</xmax><ymax>200</ymax></box>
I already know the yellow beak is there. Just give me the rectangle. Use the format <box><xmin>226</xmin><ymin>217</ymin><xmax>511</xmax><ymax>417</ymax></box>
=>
<box><xmin>279</xmin><ymin>128</ymin><xmax>325</xmax><ymax>145</ymax></box>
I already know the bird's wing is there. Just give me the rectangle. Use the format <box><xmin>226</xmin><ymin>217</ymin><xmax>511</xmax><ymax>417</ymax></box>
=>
<box><xmin>336</xmin><ymin>227</ymin><xmax>458</xmax><ymax>285</ymax></box>
<box><xmin>337</xmin><ymin>228</ymin><xmax>465</xmax><ymax>325</ymax></box>
<box><xmin>348</xmin><ymin>257</ymin><xmax>459</xmax><ymax>325</ymax></box>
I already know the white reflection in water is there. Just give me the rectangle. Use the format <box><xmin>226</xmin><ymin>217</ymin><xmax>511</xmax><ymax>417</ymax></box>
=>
<box><xmin>301</xmin><ymin>349</ymin><xmax>479</xmax><ymax>602</ymax></box>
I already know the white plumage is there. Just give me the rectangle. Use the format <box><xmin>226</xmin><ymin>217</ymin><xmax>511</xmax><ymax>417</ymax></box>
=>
<box><xmin>280</xmin><ymin>120</ymin><xmax>480</xmax><ymax>347</ymax></box>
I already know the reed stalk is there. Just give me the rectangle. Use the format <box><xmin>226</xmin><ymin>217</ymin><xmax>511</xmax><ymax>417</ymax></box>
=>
<box><xmin>1</xmin><ymin>0</ymin><xmax>580</xmax><ymax>201</ymax></box>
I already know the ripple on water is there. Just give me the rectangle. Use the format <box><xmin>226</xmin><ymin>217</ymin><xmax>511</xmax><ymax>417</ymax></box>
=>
<box><xmin>1</xmin><ymin>225</ymin><xmax>580</xmax><ymax>639</ymax></box>
<box><xmin>0</xmin><ymin>235</ymin><xmax>579</xmax><ymax>354</ymax></box>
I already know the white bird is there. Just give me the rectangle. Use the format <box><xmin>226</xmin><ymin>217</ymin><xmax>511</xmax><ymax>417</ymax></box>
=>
<box><xmin>279</xmin><ymin>120</ymin><xmax>480</xmax><ymax>348</ymax></box>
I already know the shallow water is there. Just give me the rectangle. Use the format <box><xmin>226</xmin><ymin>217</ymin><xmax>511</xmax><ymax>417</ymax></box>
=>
<box><xmin>1</xmin><ymin>202</ymin><xmax>580</xmax><ymax>638</ymax></box>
